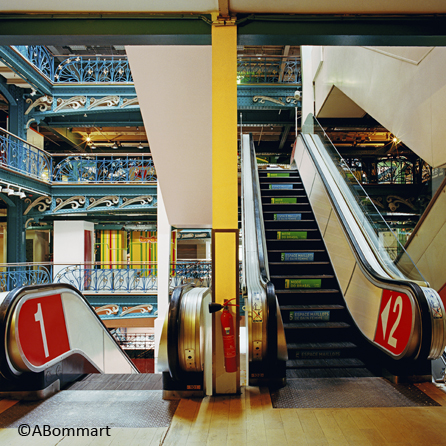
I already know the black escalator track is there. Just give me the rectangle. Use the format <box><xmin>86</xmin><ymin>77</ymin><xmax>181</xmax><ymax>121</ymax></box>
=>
<box><xmin>259</xmin><ymin>168</ymin><xmax>375</xmax><ymax>379</ymax></box>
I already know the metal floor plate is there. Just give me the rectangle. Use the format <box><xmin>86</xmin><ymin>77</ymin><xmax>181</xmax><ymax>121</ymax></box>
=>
<box><xmin>270</xmin><ymin>377</ymin><xmax>441</xmax><ymax>408</ymax></box>
<box><xmin>67</xmin><ymin>373</ymin><xmax>163</xmax><ymax>390</ymax></box>
<box><xmin>0</xmin><ymin>390</ymin><xmax>179</xmax><ymax>428</ymax></box>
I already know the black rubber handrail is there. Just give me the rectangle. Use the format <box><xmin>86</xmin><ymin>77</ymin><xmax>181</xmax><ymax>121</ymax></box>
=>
<box><xmin>247</xmin><ymin>134</ymin><xmax>279</xmax><ymax>370</ymax></box>
<box><xmin>167</xmin><ymin>283</ymin><xmax>192</xmax><ymax>382</ymax></box>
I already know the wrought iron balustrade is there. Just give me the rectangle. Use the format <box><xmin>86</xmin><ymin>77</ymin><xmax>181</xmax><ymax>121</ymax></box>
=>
<box><xmin>113</xmin><ymin>333</ymin><xmax>155</xmax><ymax>350</ymax></box>
<box><xmin>0</xmin><ymin>261</ymin><xmax>244</xmax><ymax>294</ymax></box>
<box><xmin>0</xmin><ymin>129</ymin><xmax>51</xmax><ymax>181</ymax></box>
<box><xmin>0</xmin><ymin>264</ymin><xmax>52</xmax><ymax>292</ymax></box>
<box><xmin>237</xmin><ymin>56</ymin><xmax>301</xmax><ymax>84</ymax></box>
<box><xmin>13</xmin><ymin>46</ymin><xmax>132</xmax><ymax>84</ymax></box>
<box><xmin>0</xmin><ymin>128</ymin><xmax>157</xmax><ymax>185</ymax></box>
<box><xmin>53</xmin><ymin>155</ymin><xmax>156</xmax><ymax>183</ymax></box>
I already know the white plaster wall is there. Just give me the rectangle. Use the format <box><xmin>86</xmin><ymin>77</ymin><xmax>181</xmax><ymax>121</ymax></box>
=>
<box><xmin>404</xmin><ymin>185</ymin><xmax>446</xmax><ymax>292</ymax></box>
<box><xmin>53</xmin><ymin>221</ymin><xmax>94</xmax><ymax>278</ymax></box>
<box><xmin>126</xmin><ymin>46</ymin><xmax>212</xmax><ymax>228</ymax></box>
<box><xmin>312</xmin><ymin>46</ymin><xmax>446</xmax><ymax>167</ymax></box>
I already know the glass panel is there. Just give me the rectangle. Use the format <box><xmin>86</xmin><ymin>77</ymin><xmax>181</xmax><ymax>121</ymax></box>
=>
<box><xmin>302</xmin><ymin>113</ymin><xmax>426</xmax><ymax>284</ymax></box>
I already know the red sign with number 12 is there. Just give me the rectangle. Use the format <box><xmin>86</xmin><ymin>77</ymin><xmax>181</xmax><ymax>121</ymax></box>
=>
<box><xmin>374</xmin><ymin>289</ymin><xmax>413</xmax><ymax>356</ymax></box>
<box><xmin>17</xmin><ymin>294</ymin><xmax>71</xmax><ymax>367</ymax></box>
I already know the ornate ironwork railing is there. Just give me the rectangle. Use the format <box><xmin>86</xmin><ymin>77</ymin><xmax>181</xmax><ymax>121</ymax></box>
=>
<box><xmin>0</xmin><ymin>127</ymin><xmax>157</xmax><ymax>184</ymax></box>
<box><xmin>113</xmin><ymin>333</ymin><xmax>155</xmax><ymax>350</ymax></box>
<box><xmin>0</xmin><ymin>261</ymin><xmax>243</xmax><ymax>294</ymax></box>
<box><xmin>237</xmin><ymin>56</ymin><xmax>301</xmax><ymax>84</ymax></box>
<box><xmin>53</xmin><ymin>156</ymin><xmax>156</xmax><ymax>183</ymax></box>
<box><xmin>54</xmin><ymin>264</ymin><xmax>159</xmax><ymax>293</ymax></box>
<box><xmin>13</xmin><ymin>46</ymin><xmax>132</xmax><ymax>84</ymax></box>
<box><xmin>14</xmin><ymin>45</ymin><xmax>55</xmax><ymax>81</ymax></box>
<box><xmin>0</xmin><ymin>264</ymin><xmax>52</xmax><ymax>292</ymax></box>
<box><xmin>0</xmin><ymin>129</ymin><xmax>52</xmax><ymax>181</ymax></box>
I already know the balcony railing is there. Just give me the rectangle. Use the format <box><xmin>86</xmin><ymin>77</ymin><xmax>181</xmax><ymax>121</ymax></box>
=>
<box><xmin>13</xmin><ymin>46</ymin><xmax>300</xmax><ymax>86</ymax></box>
<box><xmin>237</xmin><ymin>56</ymin><xmax>301</xmax><ymax>84</ymax></box>
<box><xmin>14</xmin><ymin>46</ymin><xmax>133</xmax><ymax>84</ymax></box>
<box><xmin>0</xmin><ymin>261</ymin><xmax>215</xmax><ymax>293</ymax></box>
<box><xmin>0</xmin><ymin>127</ymin><xmax>156</xmax><ymax>185</ymax></box>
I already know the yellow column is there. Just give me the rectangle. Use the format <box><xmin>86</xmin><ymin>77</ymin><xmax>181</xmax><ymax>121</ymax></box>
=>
<box><xmin>212</xmin><ymin>19</ymin><xmax>239</xmax><ymax>394</ymax></box>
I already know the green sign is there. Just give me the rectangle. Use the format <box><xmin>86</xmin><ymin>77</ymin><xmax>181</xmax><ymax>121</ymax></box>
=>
<box><xmin>271</xmin><ymin>197</ymin><xmax>297</xmax><ymax>204</ymax></box>
<box><xmin>277</xmin><ymin>231</ymin><xmax>307</xmax><ymax>240</ymax></box>
<box><xmin>285</xmin><ymin>279</ymin><xmax>321</xmax><ymax>288</ymax></box>
<box><xmin>267</xmin><ymin>172</ymin><xmax>290</xmax><ymax>177</ymax></box>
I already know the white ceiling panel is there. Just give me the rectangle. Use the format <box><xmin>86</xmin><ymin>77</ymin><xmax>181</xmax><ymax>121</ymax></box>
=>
<box><xmin>0</xmin><ymin>0</ymin><xmax>218</xmax><ymax>13</ymax></box>
<box><xmin>230</xmin><ymin>0</ymin><xmax>446</xmax><ymax>14</ymax></box>
<box><xmin>3</xmin><ymin>0</ymin><xmax>446</xmax><ymax>14</ymax></box>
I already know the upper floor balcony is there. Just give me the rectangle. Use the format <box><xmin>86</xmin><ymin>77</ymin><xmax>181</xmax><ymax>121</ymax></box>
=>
<box><xmin>0</xmin><ymin>127</ymin><xmax>156</xmax><ymax>186</ymax></box>
<box><xmin>9</xmin><ymin>45</ymin><xmax>301</xmax><ymax>87</ymax></box>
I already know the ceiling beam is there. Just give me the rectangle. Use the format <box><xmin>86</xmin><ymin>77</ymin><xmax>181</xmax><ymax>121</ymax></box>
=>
<box><xmin>1</xmin><ymin>14</ymin><xmax>446</xmax><ymax>46</ymax></box>
<box><xmin>218</xmin><ymin>0</ymin><xmax>230</xmax><ymax>17</ymax></box>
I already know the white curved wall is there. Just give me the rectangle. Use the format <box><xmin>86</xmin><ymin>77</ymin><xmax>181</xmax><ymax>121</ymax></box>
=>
<box><xmin>311</xmin><ymin>46</ymin><xmax>446</xmax><ymax>168</ymax></box>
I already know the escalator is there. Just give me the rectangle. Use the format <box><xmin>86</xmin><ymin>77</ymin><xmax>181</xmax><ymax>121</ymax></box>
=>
<box><xmin>0</xmin><ymin>283</ymin><xmax>138</xmax><ymax>399</ymax></box>
<box><xmin>259</xmin><ymin>168</ymin><xmax>373</xmax><ymax>378</ymax></box>
<box><xmin>241</xmin><ymin>114</ymin><xmax>446</xmax><ymax>386</ymax></box>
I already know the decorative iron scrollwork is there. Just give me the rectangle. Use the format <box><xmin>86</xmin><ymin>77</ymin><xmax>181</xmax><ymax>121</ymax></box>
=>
<box><xmin>87</xmin><ymin>196</ymin><xmax>120</xmax><ymax>210</ymax></box>
<box><xmin>252</xmin><ymin>96</ymin><xmax>286</xmax><ymax>106</ymax></box>
<box><xmin>25</xmin><ymin>96</ymin><xmax>53</xmax><ymax>115</ymax></box>
<box><xmin>120</xmin><ymin>195</ymin><xmax>153</xmax><ymax>208</ymax></box>
<box><xmin>121</xmin><ymin>97</ymin><xmax>139</xmax><ymax>108</ymax></box>
<box><xmin>54</xmin><ymin>196</ymin><xmax>86</xmax><ymax>212</ymax></box>
<box><xmin>54</xmin><ymin>96</ymin><xmax>87</xmax><ymax>112</ymax></box>
<box><xmin>23</xmin><ymin>196</ymin><xmax>52</xmax><ymax>215</ymax></box>
<box><xmin>387</xmin><ymin>195</ymin><xmax>416</xmax><ymax>212</ymax></box>
<box><xmin>88</xmin><ymin>96</ymin><xmax>120</xmax><ymax>110</ymax></box>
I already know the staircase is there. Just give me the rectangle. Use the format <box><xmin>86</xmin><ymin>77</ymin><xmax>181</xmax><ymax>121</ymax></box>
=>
<box><xmin>259</xmin><ymin>168</ymin><xmax>374</xmax><ymax>379</ymax></box>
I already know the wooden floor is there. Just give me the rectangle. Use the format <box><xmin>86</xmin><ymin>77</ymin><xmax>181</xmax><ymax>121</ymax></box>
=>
<box><xmin>2</xmin><ymin>382</ymin><xmax>446</xmax><ymax>445</ymax></box>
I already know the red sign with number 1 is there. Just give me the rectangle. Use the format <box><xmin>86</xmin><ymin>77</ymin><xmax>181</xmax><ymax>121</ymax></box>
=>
<box><xmin>374</xmin><ymin>289</ymin><xmax>413</xmax><ymax>356</ymax></box>
<box><xmin>17</xmin><ymin>294</ymin><xmax>71</xmax><ymax>367</ymax></box>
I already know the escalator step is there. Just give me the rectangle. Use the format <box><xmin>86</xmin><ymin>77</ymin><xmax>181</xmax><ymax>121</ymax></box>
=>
<box><xmin>286</xmin><ymin>368</ymin><xmax>375</xmax><ymax>379</ymax></box>
<box><xmin>281</xmin><ymin>304</ymin><xmax>344</xmax><ymax>311</ymax></box>
<box><xmin>271</xmin><ymin>275</ymin><xmax>334</xmax><ymax>279</ymax></box>
<box><xmin>269</xmin><ymin>262</ymin><xmax>330</xmax><ymax>266</ymax></box>
<box><xmin>276</xmin><ymin>289</ymin><xmax>340</xmax><ymax>294</ymax></box>
<box><xmin>283</xmin><ymin>322</ymin><xmax>350</xmax><ymax>329</ymax></box>
<box><xmin>286</xmin><ymin>358</ymin><xmax>365</xmax><ymax>369</ymax></box>
<box><xmin>287</xmin><ymin>341</ymin><xmax>357</xmax><ymax>350</ymax></box>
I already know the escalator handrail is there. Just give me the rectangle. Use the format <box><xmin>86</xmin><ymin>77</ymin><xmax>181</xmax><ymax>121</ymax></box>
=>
<box><xmin>244</xmin><ymin>133</ymin><xmax>280</xmax><ymax>368</ymax></box>
<box><xmin>167</xmin><ymin>283</ymin><xmax>192</xmax><ymax>381</ymax></box>
<box><xmin>299</xmin><ymin>131</ymin><xmax>445</xmax><ymax>361</ymax></box>
<box><xmin>249</xmin><ymin>136</ymin><xmax>269</xmax><ymax>284</ymax></box>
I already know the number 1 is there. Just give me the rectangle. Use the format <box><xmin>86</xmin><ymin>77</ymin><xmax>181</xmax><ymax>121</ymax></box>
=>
<box><xmin>34</xmin><ymin>303</ymin><xmax>49</xmax><ymax>357</ymax></box>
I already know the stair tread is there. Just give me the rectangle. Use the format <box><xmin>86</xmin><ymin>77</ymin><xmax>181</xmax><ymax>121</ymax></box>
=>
<box><xmin>283</xmin><ymin>321</ymin><xmax>350</xmax><ymax>329</ymax></box>
<box><xmin>281</xmin><ymin>304</ymin><xmax>344</xmax><ymax>310</ymax></box>
<box><xmin>271</xmin><ymin>275</ymin><xmax>334</xmax><ymax>279</ymax></box>
<box><xmin>287</xmin><ymin>342</ymin><xmax>357</xmax><ymax>349</ymax></box>
<box><xmin>276</xmin><ymin>289</ymin><xmax>340</xmax><ymax>294</ymax></box>
<box><xmin>269</xmin><ymin>262</ymin><xmax>330</xmax><ymax>265</ymax></box>
<box><xmin>286</xmin><ymin>358</ymin><xmax>365</xmax><ymax>368</ymax></box>
<box><xmin>268</xmin><ymin>249</ymin><xmax>325</xmax><ymax>253</ymax></box>
<box><xmin>286</xmin><ymin>368</ymin><xmax>375</xmax><ymax>378</ymax></box>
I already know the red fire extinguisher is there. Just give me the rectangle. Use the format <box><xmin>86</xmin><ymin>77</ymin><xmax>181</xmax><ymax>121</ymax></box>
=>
<box><xmin>220</xmin><ymin>301</ymin><xmax>237</xmax><ymax>373</ymax></box>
